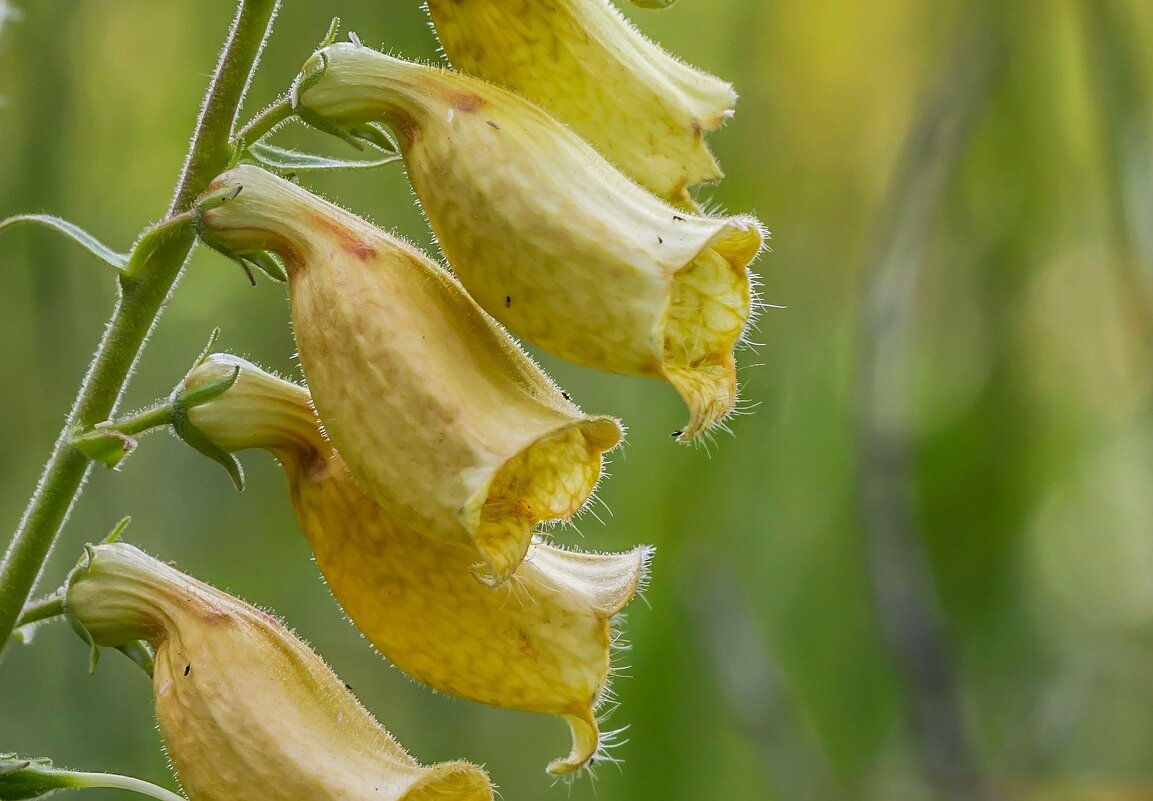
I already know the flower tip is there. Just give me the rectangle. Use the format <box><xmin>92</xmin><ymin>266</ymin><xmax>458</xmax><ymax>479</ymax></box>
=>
<box><xmin>584</xmin><ymin>416</ymin><xmax>624</xmax><ymax>452</ymax></box>
<box><xmin>548</xmin><ymin>711</ymin><xmax>602</xmax><ymax>776</ymax></box>
<box><xmin>404</xmin><ymin>761</ymin><xmax>492</xmax><ymax>801</ymax></box>
<box><xmin>661</xmin><ymin>213</ymin><xmax>767</xmax><ymax>441</ymax></box>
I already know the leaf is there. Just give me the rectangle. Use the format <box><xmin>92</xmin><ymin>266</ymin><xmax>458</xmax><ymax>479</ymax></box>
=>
<box><xmin>0</xmin><ymin>214</ymin><xmax>127</xmax><ymax>273</ymax></box>
<box><xmin>246</xmin><ymin>140</ymin><xmax>401</xmax><ymax>172</ymax></box>
<box><xmin>71</xmin><ymin>430</ymin><xmax>136</xmax><ymax>469</ymax></box>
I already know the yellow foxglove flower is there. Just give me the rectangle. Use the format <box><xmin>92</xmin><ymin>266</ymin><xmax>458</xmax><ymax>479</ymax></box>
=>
<box><xmin>180</xmin><ymin>354</ymin><xmax>652</xmax><ymax>775</ymax></box>
<box><xmin>196</xmin><ymin>165</ymin><xmax>621</xmax><ymax>583</ymax></box>
<box><xmin>425</xmin><ymin>0</ymin><xmax>732</xmax><ymax>205</ymax></box>
<box><xmin>293</xmin><ymin>45</ymin><xmax>766</xmax><ymax>440</ymax></box>
<box><xmin>65</xmin><ymin>542</ymin><xmax>492</xmax><ymax>801</ymax></box>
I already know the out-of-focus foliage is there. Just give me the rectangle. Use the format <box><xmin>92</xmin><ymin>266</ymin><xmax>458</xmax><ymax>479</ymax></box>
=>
<box><xmin>2</xmin><ymin>1</ymin><xmax>1153</xmax><ymax>800</ymax></box>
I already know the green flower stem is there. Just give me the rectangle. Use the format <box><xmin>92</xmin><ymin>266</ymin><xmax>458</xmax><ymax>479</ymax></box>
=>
<box><xmin>16</xmin><ymin>594</ymin><xmax>65</xmax><ymax>628</ymax></box>
<box><xmin>71</xmin><ymin>771</ymin><xmax>187</xmax><ymax>801</ymax></box>
<box><xmin>231</xmin><ymin>96</ymin><xmax>295</xmax><ymax>151</ymax></box>
<box><xmin>92</xmin><ymin>402</ymin><xmax>178</xmax><ymax>439</ymax></box>
<box><xmin>0</xmin><ymin>0</ymin><xmax>280</xmax><ymax>656</ymax></box>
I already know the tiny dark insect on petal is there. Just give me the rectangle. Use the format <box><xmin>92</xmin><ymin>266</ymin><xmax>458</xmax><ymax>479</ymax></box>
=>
<box><xmin>658</xmin><ymin>236</ymin><xmax>664</xmax><ymax>244</ymax></box>
<box><xmin>184</xmin><ymin>663</ymin><xmax>191</xmax><ymax>676</ymax></box>
<box><xmin>344</xmin><ymin>682</ymin><xmax>353</xmax><ymax>691</ymax></box>
<box><xmin>562</xmin><ymin>391</ymin><xmax>572</xmax><ymax>401</ymax></box>
<box><xmin>673</xmin><ymin>215</ymin><xmax>685</xmax><ymax>222</ymax></box>
<box><xmin>487</xmin><ymin>120</ymin><xmax>501</xmax><ymax>130</ymax></box>
<box><xmin>671</xmin><ymin>430</ymin><xmax>683</xmax><ymax>438</ymax></box>
<box><xmin>505</xmin><ymin>296</ymin><xmax>512</xmax><ymax>308</ymax></box>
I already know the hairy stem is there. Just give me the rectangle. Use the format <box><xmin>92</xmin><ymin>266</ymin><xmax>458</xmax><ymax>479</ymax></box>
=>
<box><xmin>231</xmin><ymin>96</ymin><xmax>295</xmax><ymax>150</ymax></box>
<box><xmin>0</xmin><ymin>0</ymin><xmax>280</xmax><ymax>656</ymax></box>
<box><xmin>72</xmin><ymin>772</ymin><xmax>187</xmax><ymax>801</ymax></box>
<box><xmin>16</xmin><ymin>593</ymin><xmax>65</xmax><ymax>628</ymax></box>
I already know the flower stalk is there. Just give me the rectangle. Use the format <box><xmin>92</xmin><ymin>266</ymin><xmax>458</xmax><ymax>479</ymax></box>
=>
<box><xmin>0</xmin><ymin>0</ymin><xmax>280</xmax><ymax>655</ymax></box>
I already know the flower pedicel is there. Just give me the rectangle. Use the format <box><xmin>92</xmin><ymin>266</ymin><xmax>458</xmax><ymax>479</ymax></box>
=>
<box><xmin>292</xmin><ymin>44</ymin><xmax>766</xmax><ymax>440</ymax></box>
<box><xmin>177</xmin><ymin>354</ymin><xmax>651</xmax><ymax>775</ymax></box>
<box><xmin>65</xmin><ymin>542</ymin><xmax>493</xmax><ymax>801</ymax></box>
<box><xmin>196</xmin><ymin>165</ymin><xmax>621</xmax><ymax>584</ymax></box>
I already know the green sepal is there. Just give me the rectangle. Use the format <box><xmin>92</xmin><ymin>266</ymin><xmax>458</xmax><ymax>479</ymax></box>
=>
<box><xmin>0</xmin><ymin>753</ymin><xmax>81</xmax><ymax>800</ymax></box>
<box><xmin>348</xmin><ymin>122</ymin><xmax>397</xmax><ymax>153</ymax></box>
<box><xmin>116</xmin><ymin>640</ymin><xmax>155</xmax><ymax>677</ymax></box>
<box><xmin>0</xmin><ymin>214</ymin><xmax>127</xmax><ymax>274</ymax></box>
<box><xmin>64</xmin><ymin>546</ymin><xmax>101</xmax><ymax>675</ymax></box>
<box><xmin>175</xmin><ymin>362</ymin><xmax>240</xmax><ymax>411</ymax></box>
<box><xmin>103</xmin><ymin>516</ymin><xmax>132</xmax><ymax>544</ymax></box>
<box><xmin>173</xmin><ymin>422</ymin><xmax>244</xmax><ymax>491</ymax></box>
<box><xmin>245</xmin><ymin>139</ymin><xmax>400</xmax><ymax>173</ymax></box>
<box><xmin>318</xmin><ymin>16</ymin><xmax>341</xmax><ymax>49</ymax></box>
<box><xmin>192</xmin><ymin>184</ymin><xmax>243</xmax><ymax>221</ymax></box>
<box><xmin>291</xmin><ymin>50</ymin><xmax>330</xmax><ymax>113</ymax></box>
<box><xmin>191</xmin><ymin>328</ymin><xmax>223</xmax><ymax>370</ymax></box>
<box><xmin>239</xmin><ymin>251</ymin><xmax>287</xmax><ymax>283</ymax></box>
<box><xmin>169</xmin><ymin>361</ymin><xmax>245</xmax><ymax>490</ymax></box>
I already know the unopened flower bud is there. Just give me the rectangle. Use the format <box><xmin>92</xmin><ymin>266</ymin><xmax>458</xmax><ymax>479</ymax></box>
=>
<box><xmin>294</xmin><ymin>45</ymin><xmax>766</xmax><ymax>440</ymax></box>
<box><xmin>181</xmin><ymin>354</ymin><xmax>652</xmax><ymax>775</ymax></box>
<box><xmin>196</xmin><ymin>165</ymin><xmax>621</xmax><ymax>583</ymax></box>
<box><xmin>65</xmin><ymin>542</ymin><xmax>492</xmax><ymax>801</ymax></box>
<box><xmin>425</xmin><ymin>0</ymin><xmax>730</xmax><ymax>205</ymax></box>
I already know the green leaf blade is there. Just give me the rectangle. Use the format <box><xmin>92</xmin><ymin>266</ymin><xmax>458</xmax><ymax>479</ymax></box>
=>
<box><xmin>0</xmin><ymin>214</ymin><xmax>128</xmax><ymax>273</ymax></box>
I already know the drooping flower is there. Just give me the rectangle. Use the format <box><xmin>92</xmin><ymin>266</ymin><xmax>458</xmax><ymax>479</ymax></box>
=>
<box><xmin>178</xmin><ymin>354</ymin><xmax>652</xmax><ymax>775</ymax></box>
<box><xmin>196</xmin><ymin>165</ymin><xmax>621</xmax><ymax>583</ymax></box>
<box><xmin>292</xmin><ymin>45</ymin><xmax>766</xmax><ymax>440</ymax></box>
<box><xmin>425</xmin><ymin>0</ymin><xmax>733</xmax><ymax>206</ymax></box>
<box><xmin>65</xmin><ymin>542</ymin><xmax>493</xmax><ymax>801</ymax></box>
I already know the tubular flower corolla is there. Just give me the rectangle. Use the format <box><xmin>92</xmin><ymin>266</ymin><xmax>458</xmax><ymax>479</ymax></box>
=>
<box><xmin>293</xmin><ymin>45</ymin><xmax>766</xmax><ymax>439</ymax></box>
<box><xmin>425</xmin><ymin>0</ymin><xmax>735</xmax><ymax>206</ymax></box>
<box><xmin>65</xmin><ymin>542</ymin><xmax>493</xmax><ymax>801</ymax></box>
<box><xmin>179</xmin><ymin>354</ymin><xmax>652</xmax><ymax>775</ymax></box>
<box><xmin>195</xmin><ymin>165</ymin><xmax>621</xmax><ymax>583</ymax></box>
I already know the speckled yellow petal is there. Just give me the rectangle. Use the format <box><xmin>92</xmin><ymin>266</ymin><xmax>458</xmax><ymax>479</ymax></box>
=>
<box><xmin>426</xmin><ymin>0</ymin><xmax>733</xmax><ymax>206</ymax></box>
<box><xmin>181</xmin><ymin>355</ymin><xmax>652</xmax><ymax>775</ymax></box>
<box><xmin>196</xmin><ymin>165</ymin><xmax>621</xmax><ymax>582</ymax></box>
<box><xmin>65</xmin><ymin>542</ymin><xmax>492</xmax><ymax>801</ymax></box>
<box><xmin>293</xmin><ymin>45</ymin><xmax>766</xmax><ymax>440</ymax></box>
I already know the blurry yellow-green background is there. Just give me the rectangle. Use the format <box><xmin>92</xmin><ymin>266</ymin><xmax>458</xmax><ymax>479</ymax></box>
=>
<box><xmin>3</xmin><ymin>1</ymin><xmax>1153</xmax><ymax>799</ymax></box>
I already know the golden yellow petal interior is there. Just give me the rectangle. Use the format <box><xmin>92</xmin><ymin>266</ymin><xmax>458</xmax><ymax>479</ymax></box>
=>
<box><xmin>473</xmin><ymin>421</ymin><xmax>617</xmax><ymax>583</ymax></box>
<box><xmin>662</xmin><ymin>244</ymin><xmax>752</xmax><ymax>439</ymax></box>
<box><xmin>403</xmin><ymin>762</ymin><xmax>492</xmax><ymax>801</ymax></box>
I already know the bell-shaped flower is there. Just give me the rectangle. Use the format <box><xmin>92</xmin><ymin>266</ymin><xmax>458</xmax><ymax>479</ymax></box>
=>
<box><xmin>65</xmin><ymin>542</ymin><xmax>493</xmax><ymax>801</ymax></box>
<box><xmin>292</xmin><ymin>45</ymin><xmax>766</xmax><ymax>440</ymax></box>
<box><xmin>196</xmin><ymin>165</ymin><xmax>621</xmax><ymax>584</ymax></box>
<box><xmin>425</xmin><ymin>0</ymin><xmax>734</xmax><ymax>206</ymax></box>
<box><xmin>178</xmin><ymin>354</ymin><xmax>652</xmax><ymax>775</ymax></box>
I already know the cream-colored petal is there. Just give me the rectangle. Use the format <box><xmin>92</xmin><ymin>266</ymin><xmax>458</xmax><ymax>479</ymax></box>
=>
<box><xmin>65</xmin><ymin>543</ymin><xmax>492</xmax><ymax>801</ymax></box>
<box><xmin>295</xmin><ymin>46</ymin><xmax>767</xmax><ymax>440</ymax></box>
<box><xmin>183</xmin><ymin>356</ymin><xmax>652</xmax><ymax>774</ymax></box>
<box><xmin>197</xmin><ymin>165</ymin><xmax>621</xmax><ymax>582</ymax></box>
<box><xmin>426</xmin><ymin>0</ymin><xmax>734</xmax><ymax>205</ymax></box>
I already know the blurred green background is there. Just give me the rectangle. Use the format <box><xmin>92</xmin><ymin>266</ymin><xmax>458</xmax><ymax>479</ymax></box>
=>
<box><xmin>3</xmin><ymin>1</ymin><xmax>1153</xmax><ymax>799</ymax></box>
